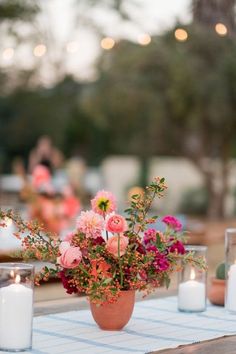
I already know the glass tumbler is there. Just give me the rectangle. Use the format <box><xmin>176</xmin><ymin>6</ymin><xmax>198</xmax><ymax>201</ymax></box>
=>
<box><xmin>178</xmin><ymin>245</ymin><xmax>207</xmax><ymax>312</ymax></box>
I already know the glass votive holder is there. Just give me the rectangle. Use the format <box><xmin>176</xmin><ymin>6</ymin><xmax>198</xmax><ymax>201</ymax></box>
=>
<box><xmin>178</xmin><ymin>245</ymin><xmax>207</xmax><ymax>312</ymax></box>
<box><xmin>0</xmin><ymin>263</ymin><xmax>34</xmax><ymax>352</ymax></box>
<box><xmin>225</xmin><ymin>228</ymin><xmax>236</xmax><ymax>313</ymax></box>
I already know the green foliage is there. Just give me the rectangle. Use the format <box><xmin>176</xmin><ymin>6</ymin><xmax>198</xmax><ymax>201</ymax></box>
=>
<box><xmin>0</xmin><ymin>76</ymin><xmax>106</xmax><ymax>171</ymax></box>
<box><xmin>0</xmin><ymin>0</ymin><xmax>38</xmax><ymax>22</ymax></box>
<box><xmin>216</xmin><ymin>262</ymin><xmax>226</xmax><ymax>280</ymax></box>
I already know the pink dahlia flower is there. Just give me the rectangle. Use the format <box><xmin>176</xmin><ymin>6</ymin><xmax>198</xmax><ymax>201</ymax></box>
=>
<box><xmin>106</xmin><ymin>234</ymin><xmax>129</xmax><ymax>257</ymax></box>
<box><xmin>77</xmin><ymin>210</ymin><xmax>104</xmax><ymax>238</ymax></box>
<box><xmin>91</xmin><ymin>190</ymin><xmax>116</xmax><ymax>215</ymax></box>
<box><xmin>105</xmin><ymin>214</ymin><xmax>127</xmax><ymax>233</ymax></box>
<box><xmin>162</xmin><ymin>215</ymin><xmax>182</xmax><ymax>231</ymax></box>
<box><xmin>57</xmin><ymin>241</ymin><xmax>82</xmax><ymax>269</ymax></box>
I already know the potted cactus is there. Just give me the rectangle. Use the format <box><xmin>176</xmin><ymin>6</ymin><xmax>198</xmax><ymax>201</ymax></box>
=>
<box><xmin>208</xmin><ymin>263</ymin><xmax>226</xmax><ymax>306</ymax></box>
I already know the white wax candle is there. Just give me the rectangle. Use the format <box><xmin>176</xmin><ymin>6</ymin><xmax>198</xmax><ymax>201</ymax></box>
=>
<box><xmin>226</xmin><ymin>263</ymin><xmax>236</xmax><ymax>312</ymax></box>
<box><xmin>178</xmin><ymin>280</ymin><xmax>206</xmax><ymax>312</ymax></box>
<box><xmin>0</xmin><ymin>282</ymin><xmax>33</xmax><ymax>350</ymax></box>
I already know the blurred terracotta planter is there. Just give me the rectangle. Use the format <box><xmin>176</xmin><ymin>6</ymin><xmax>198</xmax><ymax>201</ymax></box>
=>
<box><xmin>208</xmin><ymin>278</ymin><xmax>225</xmax><ymax>306</ymax></box>
<box><xmin>90</xmin><ymin>290</ymin><xmax>135</xmax><ymax>330</ymax></box>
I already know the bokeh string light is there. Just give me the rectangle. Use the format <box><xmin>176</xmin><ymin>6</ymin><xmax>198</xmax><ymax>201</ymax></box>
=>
<box><xmin>33</xmin><ymin>44</ymin><xmax>47</xmax><ymax>57</ymax></box>
<box><xmin>215</xmin><ymin>23</ymin><xmax>228</xmax><ymax>36</ymax></box>
<box><xmin>0</xmin><ymin>23</ymin><xmax>230</xmax><ymax>63</ymax></box>
<box><xmin>2</xmin><ymin>47</ymin><xmax>14</xmax><ymax>61</ymax></box>
<box><xmin>138</xmin><ymin>34</ymin><xmax>151</xmax><ymax>46</ymax></box>
<box><xmin>100</xmin><ymin>37</ymin><xmax>115</xmax><ymax>50</ymax></box>
<box><xmin>174</xmin><ymin>28</ymin><xmax>188</xmax><ymax>42</ymax></box>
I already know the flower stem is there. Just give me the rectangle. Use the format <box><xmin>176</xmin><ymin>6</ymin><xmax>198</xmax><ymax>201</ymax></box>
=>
<box><xmin>78</xmin><ymin>264</ymin><xmax>90</xmax><ymax>276</ymax></box>
<box><xmin>118</xmin><ymin>233</ymin><xmax>123</xmax><ymax>287</ymax></box>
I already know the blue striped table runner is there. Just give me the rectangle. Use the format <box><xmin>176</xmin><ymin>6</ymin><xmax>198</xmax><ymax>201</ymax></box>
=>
<box><xmin>1</xmin><ymin>296</ymin><xmax>236</xmax><ymax>354</ymax></box>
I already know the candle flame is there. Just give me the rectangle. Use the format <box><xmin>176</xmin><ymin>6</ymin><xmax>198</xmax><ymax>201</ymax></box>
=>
<box><xmin>15</xmin><ymin>274</ymin><xmax>21</xmax><ymax>284</ymax></box>
<box><xmin>190</xmin><ymin>268</ymin><xmax>195</xmax><ymax>280</ymax></box>
<box><xmin>10</xmin><ymin>270</ymin><xmax>14</xmax><ymax>278</ymax></box>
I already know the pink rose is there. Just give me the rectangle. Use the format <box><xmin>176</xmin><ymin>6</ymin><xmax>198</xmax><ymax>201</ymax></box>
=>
<box><xmin>57</xmin><ymin>241</ymin><xmax>82</xmax><ymax>269</ymax></box>
<box><xmin>105</xmin><ymin>214</ymin><xmax>127</xmax><ymax>233</ymax></box>
<box><xmin>106</xmin><ymin>234</ymin><xmax>129</xmax><ymax>257</ymax></box>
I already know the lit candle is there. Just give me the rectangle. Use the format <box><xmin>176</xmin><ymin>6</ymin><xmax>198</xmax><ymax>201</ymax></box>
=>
<box><xmin>0</xmin><ymin>274</ymin><xmax>33</xmax><ymax>351</ymax></box>
<box><xmin>226</xmin><ymin>262</ymin><xmax>236</xmax><ymax>312</ymax></box>
<box><xmin>178</xmin><ymin>268</ymin><xmax>206</xmax><ymax>312</ymax></box>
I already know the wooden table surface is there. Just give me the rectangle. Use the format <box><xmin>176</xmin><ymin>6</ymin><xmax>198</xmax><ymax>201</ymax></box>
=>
<box><xmin>150</xmin><ymin>335</ymin><xmax>236</xmax><ymax>354</ymax></box>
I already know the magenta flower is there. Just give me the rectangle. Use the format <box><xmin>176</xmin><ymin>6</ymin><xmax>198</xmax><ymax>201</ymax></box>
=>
<box><xmin>91</xmin><ymin>190</ymin><xmax>116</xmax><ymax>215</ymax></box>
<box><xmin>169</xmin><ymin>240</ymin><xmax>185</xmax><ymax>255</ymax></box>
<box><xmin>153</xmin><ymin>252</ymin><xmax>170</xmax><ymax>271</ymax></box>
<box><xmin>77</xmin><ymin>210</ymin><xmax>104</xmax><ymax>238</ymax></box>
<box><xmin>162</xmin><ymin>215</ymin><xmax>182</xmax><ymax>231</ymax></box>
<box><xmin>105</xmin><ymin>214</ymin><xmax>127</xmax><ymax>233</ymax></box>
<box><xmin>143</xmin><ymin>229</ymin><xmax>164</xmax><ymax>245</ymax></box>
<box><xmin>143</xmin><ymin>229</ymin><xmax>157</xmax><ymax>245</ymax></box>
<box><xmin>92</xmin><ymin>236</ymin><xmax>106</xmax><ymax>246</ymax></box>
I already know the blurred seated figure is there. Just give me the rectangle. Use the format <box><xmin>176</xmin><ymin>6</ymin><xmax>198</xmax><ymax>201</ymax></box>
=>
<box><xmin>28</xmin><ymin>135</ymin><xmax>64</xmax><ymax>174</ymax></box>
<box><xmin>26</xmin><ymin>165</ymin><xmax>80</xmax><ymax>236</ymax></box>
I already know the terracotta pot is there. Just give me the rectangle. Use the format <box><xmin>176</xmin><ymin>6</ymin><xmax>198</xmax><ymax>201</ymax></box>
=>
<box><xmin>89</xmin><ymin>290</ymin><xmax>135</xmax><ymax>330</ymax></box>
<box><xmin>208</xmin><ymin>278</ymin><xmax>225</xmax><ymax>306</ymax></box>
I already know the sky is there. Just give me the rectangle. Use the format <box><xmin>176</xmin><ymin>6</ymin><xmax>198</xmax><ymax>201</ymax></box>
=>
<box><xmin>0</xmin><ymin>0</ymin><xmax>192</xmax><ymax>84</ymax></box>
<box><xmin>44</xmin><ymin>0</ymin><xmax>192</xmax><ymax>80</ymax></box>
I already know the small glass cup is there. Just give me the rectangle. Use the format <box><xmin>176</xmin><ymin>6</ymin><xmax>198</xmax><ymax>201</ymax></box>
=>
<box><xmin>0</xmin><ymin>263</ymin><xmax>34</xmax><ymax>352</ymax></box>
<box><xmin>225</xmin><ymin>229</ymin><xmax>236</xmax><ymax>313</ymax></box>
<box><xmin>178</xmin><ymin>245</ymin><xmax>207</xmax><ymax>312</ymax></box>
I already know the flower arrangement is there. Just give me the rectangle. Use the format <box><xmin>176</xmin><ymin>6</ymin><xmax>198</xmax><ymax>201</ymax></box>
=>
<box><xmin>25</xmin><ymin>165</ymin><xmax>80</xmax><ymax>234</ymax></box>
<box><xmin>0</xmin><ymin>177</ymin><xmax>205</xmax><ymax>305</ymax></box>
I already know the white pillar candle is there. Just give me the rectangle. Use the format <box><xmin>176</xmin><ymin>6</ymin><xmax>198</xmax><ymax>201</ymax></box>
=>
<box><xmin>226</xmin><ymin>263</ymin><xmax>236</xmax><ymax>312</ymax></box>
<box><xmin>0</xmin><ymin>275</ymin><xmax>33</xmax><ymax>351</ymax></box>
<box><xmin>178</xmin><ymin>268</ymin><xmax>206</xmax><ymax>312</ymax></box>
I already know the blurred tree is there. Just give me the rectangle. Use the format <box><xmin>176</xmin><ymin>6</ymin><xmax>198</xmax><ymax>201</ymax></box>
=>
<box><xmin>193</xmin><ymin>0</ymin><xmax>235</xmax><ymax>33</ymax></box>
<box><xmin>0</xmin><ymin>0</ymin><xmax>38</xmax><ymax>22</ymax></box>
<box><xmin>0</xmin><ymin>76</ymin><xmax>105</xmax><ymax>171</ymax></box>
<box><xmin>83</xmin><ymin>26</ymin><xmax>236</xmax><ymax>218</ymax></box>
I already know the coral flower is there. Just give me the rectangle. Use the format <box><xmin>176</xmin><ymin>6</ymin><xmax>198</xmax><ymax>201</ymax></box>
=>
<box><xmin>162</xmin><ymin>215</ymin><xmax>182</xmax><ymax>231</ymax></box>
<box><xmin>91</xmin><ymin>190</ymin><xmax>116</xmax><ymax>215</ymax></box>
<box><xmin>106</xmin><ymin>234</ymin><xmax>129</xmax><ymax>257</ymax></box>
<box><xmin>105</xmin><ymin>214</ymin><xmax>127</xmax><ymax>233</ymax></box>
<box><xmin>77</xmin><ymin>210</ymin><xmax>104</xmax><ymax>238</ymax></box>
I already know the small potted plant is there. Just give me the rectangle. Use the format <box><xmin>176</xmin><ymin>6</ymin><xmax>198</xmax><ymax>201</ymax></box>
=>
<box><xmin>208</xmin><ymin>262</ymin><xmax>226</xmax><ymax>306</ymax></box>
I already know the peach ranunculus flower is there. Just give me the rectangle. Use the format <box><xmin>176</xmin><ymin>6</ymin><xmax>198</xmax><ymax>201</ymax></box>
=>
<box><xmin>105</xmin><ymin>214</ymin><xmax>128</xmax><ymax>233</ymax></box>
<box><xmin>57</xmin><ymin>241</ymin><xmax>82</xmax><ymax>269</ymax></box>
<box><xmin>106</xmin><ymin>234</ymin><xmax>129</xmax><ymax>257</ymax></box>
